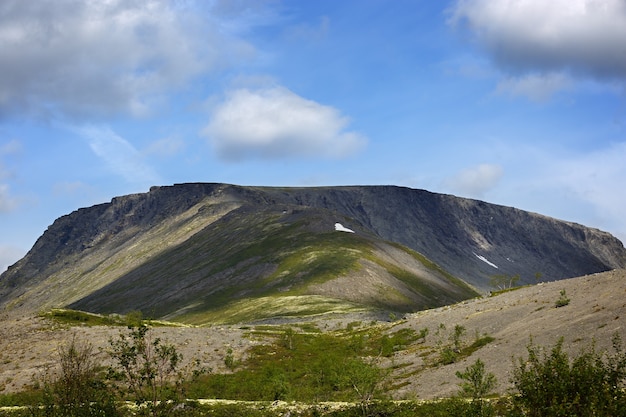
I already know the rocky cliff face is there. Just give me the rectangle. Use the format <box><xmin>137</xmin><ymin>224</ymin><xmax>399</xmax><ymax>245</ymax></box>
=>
<box><xmin>1</xmin><ymin>183</ymin><xmax>624</xmax><ymax>320</ymax></box>
<box><xmin>256</xmin><ymin>185</ymin><xmax>626</xmax><ymax>287</ymax></box>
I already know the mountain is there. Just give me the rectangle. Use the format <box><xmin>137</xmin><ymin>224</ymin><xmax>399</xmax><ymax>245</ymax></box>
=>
<box><xmin>1</xmin><ymin>183</ymin><xmax>625</xmax><ymax>323</ymax></box>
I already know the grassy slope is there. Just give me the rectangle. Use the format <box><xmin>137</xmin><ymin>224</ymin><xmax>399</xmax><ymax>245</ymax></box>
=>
<box><xmin>68</xmin><ymin>205</ymin><xmax>477</xmax><ymax>324</ymax></box>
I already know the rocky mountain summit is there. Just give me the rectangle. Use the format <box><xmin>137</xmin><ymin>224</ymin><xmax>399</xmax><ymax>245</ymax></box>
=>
<box><xmin>1</xmin><ymin>183</ymin><xmax>625</xmax><ymax>322</ymax></box>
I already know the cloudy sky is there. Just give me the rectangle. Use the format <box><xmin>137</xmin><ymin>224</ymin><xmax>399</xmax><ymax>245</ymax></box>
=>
<box><xmin>2</xmin><ymin>0</ymin><xmax>626</xmax><ymax>272</ymax></box>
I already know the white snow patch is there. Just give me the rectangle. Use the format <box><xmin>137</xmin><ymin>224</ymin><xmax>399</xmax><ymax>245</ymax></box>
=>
<box><xmin>473</xmin><ymin>252</ymin><xmax>498</xmax><ymax>269</ymax></box>
<box><xmin>334</xmin><ymin>223</ymin><xmax>355</xmax><ymax>233</ymax></box>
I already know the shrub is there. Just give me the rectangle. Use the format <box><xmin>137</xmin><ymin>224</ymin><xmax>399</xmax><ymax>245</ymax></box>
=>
<box><xmin>451</xmin><ymin>325</ymin><xmax>466</xmax><ymax>351</ymax></box>
<box><xmin>378</xmin><ymin>328</ymin><xmax>420</xmax><ymax>357</ymax></box>
<box><xmin>124</xmin><ymin>310</ymin><xmax>144</xmax><ymax>327</ymax></box>
<box><xmin>511</xmin><ymin>335</ymin><xmax>626</xmax><ymax>416</ymax></box>
<box><xmin>223</xmin><ymin>348</ymin><xmax>239</xmax><ymax>370</ymax></box>
<box><xmin>554</xmin><ymin>289</ymin><xmax>570</xmax><ymax>308</ymax></box>
<box><xmin>33</xmin><ymin>334</ymin><xmax>121</xmax><ymax>417</ymax></box>
<box><xmin>439</xmin><ymin>347</ymin><xmax>459</xmax><ymax>365</ymax></box>
<box><xmin>107</xmin><ymin>325</ymin><xmax>185</xmax><ymax>416</ymax></box>
<box><xmin>456</xmin><ymin>358</ymin><xmax>497</xmax><ymax>416</ymax></box>
<box><xmin>456</xmin><ymin>358</ymin><xmax>497</xmax><ymax>399</ymax></box>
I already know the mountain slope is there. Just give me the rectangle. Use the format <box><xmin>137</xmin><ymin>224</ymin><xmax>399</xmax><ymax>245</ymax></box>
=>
<box><xmin>1</xmin><ymin>183</ymin><xmax>624</xmax><ymax>322</ymax></box>
<box><xmin>251</xmin><ymin>185</ymin><xmax>626</xmax><ymax>288</ymax></box>
<box><xmin>67</xmin><ymin>204</ymin><xmax>477</xmax><ymax>323</ymax></box>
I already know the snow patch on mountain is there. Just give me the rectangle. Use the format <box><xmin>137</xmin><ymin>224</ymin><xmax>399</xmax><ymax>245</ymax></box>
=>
<box><xmin>474</xmin><ymin>252</ymin><xmax>498</xmax><ymax>269</ymax></box>
<box><xmin>335</xmin><ymin>223</ymin><xmax>354</xmax><ymax>233</ymax></box>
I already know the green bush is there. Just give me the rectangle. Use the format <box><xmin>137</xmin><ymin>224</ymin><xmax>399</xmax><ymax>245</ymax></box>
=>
<box><xmin>554</xmin><ymin>289</ymin><xmax>570</xmax><ymax>308</ymax></box>
<box><xmin>456</xmin><ymin>358</ymin><xmax>497</xmax><ymax>417</ymax></box>
<box><xmin>377</xmin><ymin>328</ymin><xmax>420</xmax><ymax>357</ymax></box>
<box><xmin>107</xmin><ymin>325</ymin><xmax>186</xmax><ymax>416</ymax></box>
<box><xmin>30</xmin><ymin>335</ymin><xmax>121</xmax><ymax>417</ymax></box>
<box><xmin>511</xmin><ymin>334</ymin><xmax>626</xmax><ymax>416</ymax></box>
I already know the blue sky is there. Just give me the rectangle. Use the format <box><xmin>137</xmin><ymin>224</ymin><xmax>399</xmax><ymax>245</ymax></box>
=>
<box><xmin>2</xmin><ymin>0</ymin><xmax>626</xmax><ymax>272</ymax></box>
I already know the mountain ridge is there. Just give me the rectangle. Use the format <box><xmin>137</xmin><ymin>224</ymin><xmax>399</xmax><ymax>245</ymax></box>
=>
<box><xmin>1</xmin><ymin>183</ymin><xmax>624</xmax><ymax>322</ymax></box>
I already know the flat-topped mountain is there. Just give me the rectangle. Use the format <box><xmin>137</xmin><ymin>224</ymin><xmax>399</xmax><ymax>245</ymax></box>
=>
<box><xmin>1</xmin><ymin>183</ymin><xmax>624</xmax><ymax>323</ymax></box>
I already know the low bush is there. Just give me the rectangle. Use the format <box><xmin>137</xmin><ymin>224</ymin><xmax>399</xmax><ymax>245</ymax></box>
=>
<box><xmin>510</xmin><ymin>334</ymin><xmax>626</xmax><ymax>416</ymax></box>
<box><xmin>554</xmin><ymin>289</ymin><xmax>570</xmax><ymax>308</ymax></box>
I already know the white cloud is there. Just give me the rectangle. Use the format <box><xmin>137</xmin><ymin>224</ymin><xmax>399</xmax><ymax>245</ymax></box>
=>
<box><xmin>203</xmin><ymin>86</ymin><xmax>367</xmax><ymax>160</ymax></box>
<box><xmin>449</xmin><ymin>0</ymin><xmax>626</xmax><ymax>87</ymax></box>
<box><xmin>444</xmin><ymin>163</ymin><xmax>504</xmax><ymax>199</ymax></box>
<box><xmin>0</xmin><ymin>0</ymin><xmax>235</xmax><ymax>120</ymax></box>
<box><xmin>75</xmin><ymin>125</ymin><xmax>161</xmax><ymax>185</ymax></box>
<box><xmin>496</xmin><ymin>72</ymin><xmax>572</xmax><ymax>101</ymax></box>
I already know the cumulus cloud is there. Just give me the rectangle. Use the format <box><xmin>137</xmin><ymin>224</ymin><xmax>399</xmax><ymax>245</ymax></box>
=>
<box><xmin>0</xmin><ymin>0</ymin><xmax>231</xmax><ymax>120</ymax></box>
<box><xmin>203</xmin><ymin>87</ymin><xmax>367</xmax><ymax>160</ymax></box>
<box><xmin>75</xmin><ymin>125</ymin><xmax>161</xmax><ymax>185</ymax></box>
<box><xmin>449</xmin><ymin>0</ymin><xmax>626</xmax><ymax>92</ymax></box>
<box><xmin>444</xmin><ymin>163</ymin><xmax>504</xmax><ymax>198</ymax></box>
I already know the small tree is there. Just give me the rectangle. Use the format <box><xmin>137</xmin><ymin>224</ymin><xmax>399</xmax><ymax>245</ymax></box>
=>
<box><xmin>490</xmin><ymin>274</ymin><xmax>520</xmax><ymax>291</ymax></box>
<box><xmin>456</xmin><ymin>358</ymin><xmax>497</xmax><ymax>416</ymax></box>
<box><xmin>343</xmin><ymin>357</ymin><xmax>386</xmax><ymax>417</ymax></box>
<box><xmin>36</xmin><ymin>334</ymin><xmax>120</xmax><ymax>417</ymax></box>
<box><xmin>438</xmin><ymin>325</ymin><xmax>467</xmax><ymax>365</ymax></box>
<box><xmin>452</xmin><ymin>325</ymin><xmax>466</xmax><ymax>352</ymax></box>
<box><xmin>107</xmin><ymin>325</ymin><xmax>184</xmax><ymax>417</ymax></box>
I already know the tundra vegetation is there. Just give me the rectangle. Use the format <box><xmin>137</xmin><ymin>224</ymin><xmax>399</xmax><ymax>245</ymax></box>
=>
<box><xmin>554</xmin><ymin>289</ymin><xmax>570</xmax><ymax>308</ymax></box>
<box><xmin>0</xmin><ymin>312</ymin><xmax>624</xmax><ymax>417</ymax></box>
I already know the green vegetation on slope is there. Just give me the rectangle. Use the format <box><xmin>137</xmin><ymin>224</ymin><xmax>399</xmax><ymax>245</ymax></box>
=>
<box><xmin>184</xmin><ymin>323</ymin><xmax>433</xmax><ymax>404</ymax></box>
<box><xmin>68</xmin><ymin>206</ymin><xmax>477</xmax><ymax>324</ymax></box>
<box><xmin>39</xmin><ymin>308</ymin><xmax>184</xmax><ymax>328</ymax></box>
<box><xmin>180</xmin><ymin>295</ymin><xmax>367</xmax><ymax>326</ymax></box>
<box><xmin>3</xmin><ymin>320</ymin><xmax>622</xmax><ymax>417</ymax></box>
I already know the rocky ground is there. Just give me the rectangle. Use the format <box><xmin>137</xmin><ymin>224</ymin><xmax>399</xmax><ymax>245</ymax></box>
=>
<box><xmin>0</xmin><ymin>269</ymin><xmax>624</xmax><ymax>400</ymax></box>
<box><xmin>391</xmin><ymin>268</ymin><xmax>626</xmax><ymax>399</ymax></box>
